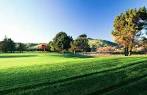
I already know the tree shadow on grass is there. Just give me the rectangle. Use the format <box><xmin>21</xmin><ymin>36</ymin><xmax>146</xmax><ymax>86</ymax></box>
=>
<box><xmin>0</xmin><ymin>55</ymin><xmax>38</xmax><ymax>58</ymax></box>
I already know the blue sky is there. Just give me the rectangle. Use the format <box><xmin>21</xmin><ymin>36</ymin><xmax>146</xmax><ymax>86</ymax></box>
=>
<box><xmin>0</xmin><ymin>0</ymin><xmax>147</xmax><ymax>43</ymax></box>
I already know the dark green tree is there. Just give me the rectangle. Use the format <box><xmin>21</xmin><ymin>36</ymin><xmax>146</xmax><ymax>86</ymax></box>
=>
<box><xmin>17</xmin><ymin>43</ymin><xmax>26</xmax><ymax>53</ymax></box>
<box><xmin>53</xmin><ymin>32</ymin><xmax>73</xmax><ymax>52</ymax></box>
<box><xmin>1</xmin><ymin>37</ymin><xmax>15</xmax><ymax>53</ymax></box>
<box><xmin>71</xmin><ymin>34</ymin><xmax>90</xmax><ymax>53</ymax></box>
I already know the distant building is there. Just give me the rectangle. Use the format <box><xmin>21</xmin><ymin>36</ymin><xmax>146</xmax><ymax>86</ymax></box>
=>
<box><xmin>26</xmin><ymin>43</ymin><xmax>48</xmax><ymax>51</ymax></box>
<box><xmin>37</xmin><ymin>43</ymin><xmax>48</xmax><ymax>51</ymax></box>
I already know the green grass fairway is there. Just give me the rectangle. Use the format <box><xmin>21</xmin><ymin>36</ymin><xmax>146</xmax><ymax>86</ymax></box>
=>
<box><xmin>0</xmin><ymin>53</ymin><xmax>147</xmax><ymax>95</ymax></box>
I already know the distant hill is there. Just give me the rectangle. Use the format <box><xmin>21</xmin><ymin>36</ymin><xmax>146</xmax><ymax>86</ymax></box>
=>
<box><xmin>88</xmin><ymin>38</ymin><xmax>118</xmax><ymax>48</ymax></box>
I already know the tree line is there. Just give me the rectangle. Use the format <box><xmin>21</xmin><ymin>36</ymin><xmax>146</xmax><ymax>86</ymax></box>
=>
<box><xmin>0</xmin><ymin>36</ymin><xmax>26</xmax><ymax>53</ymax></box>
<box><xmin>48</xmin><ymin>32</ymin><xmax>90</xmax><ymax>53</ymax></box>
<box><xmin>0</xmin><ymin>7</ymin><xmax>147</xmax><ymax>56</ymax></box>
<box><xmin>0</xmin><ymin>33</ymin><xmax>91</xmax><ymax>54</ymax></box>
<box><xmin>48</xmin><ymin>7</ymin><xmax>147</xmax><ymax>56</ymax></box>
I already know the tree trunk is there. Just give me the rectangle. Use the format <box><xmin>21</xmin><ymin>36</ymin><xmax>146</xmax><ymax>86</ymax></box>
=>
<box><xmin>128</xmin><ymin>51</ymin><xmax>131</xmax><ymax>56</ymax></box>
<box><xmin>124</xmin><ymin>47</ymin><xmax>129</xmax><ymax>56</ymax></box>
<box><xmin>73</xmin><ymin>50</ymin><xmax>76</xmax><ymax>54</ymax></box>
<box><xmin>128</xmin><ymin>46</ymin><xmax>133</xmax><ymax>56</ymax></box>
<box><xmin>128</xmin><ymin>48</ymin><xmax>132</xmax><ymax>56</ymax></box>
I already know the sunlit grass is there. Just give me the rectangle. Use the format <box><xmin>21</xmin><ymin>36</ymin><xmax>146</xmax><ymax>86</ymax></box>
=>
<box><xmin>0</xmin><ymin>53</ymin><xmax>146</xmax><ymax>95</ymax></box>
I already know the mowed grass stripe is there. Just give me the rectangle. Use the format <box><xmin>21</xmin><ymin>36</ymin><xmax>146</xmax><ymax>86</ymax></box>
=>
<box><xmin>2</xmin><ymin>59</ymin><xmax>147</xmax><ymax>95</ymax></box>
<box><xmin>17</xmin><ymin>59</ymin><xmax>147</xmax><ymax>95</ymax></box>
<box><xmin>0</xmin><ymin>56</ymin><xmax>144</xmax><ymax>91</ymax></box>
<box><xmin>103</xmin><ymin>76</ymin><xmax>147</xmax><ymax>95</ymax></box>
<box><xmin>0</xmin><ymin>59</ymin><xmax>120</xmax><ymax>90</ymax></box>
<box><xmin>88</xmin><ymin>69</ymin><xmax>147</xmax><ymax>95</ymax></box>
<box><xmin>0</xmin><ymin>53</ymin><xmax>147</xmax><ymax>95</ymax></box>
<box><xmin>31</xmin><ymin>60</ymin><xmax>146</xmax><ymax>95</ymax></box>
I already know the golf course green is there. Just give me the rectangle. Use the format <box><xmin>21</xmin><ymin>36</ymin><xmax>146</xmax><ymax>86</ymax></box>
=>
<box><xmin>0</xmin><ymin>53</ymin><xmax>147</xmax><ymax>95</ymax></box>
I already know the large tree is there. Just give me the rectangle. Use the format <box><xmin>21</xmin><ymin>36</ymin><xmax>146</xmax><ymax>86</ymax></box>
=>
<box><xmin>71</xmin><ymin>34</ymin><xmax>90</xmax><ymax>53</ymax></box>
<box><xmin>1</xmin><ymin>37</ymin><xmax>16</xmax><ymax>53</ymax></box>
<box><xmin>112</xmin><ymin>7</ymin><xmax>147</xmax><ymax>56</ymax></box>
<box><xmin>53</xmin><ymin>32</ymin><xmax>73</xmax><ymax>52</ymax></box>
<box><xmin>17</xmin><ymin>43</ymin><xmax>26</xmax><ymax>53</ymax></box>
<box><xmin>48</xmin><ymin>41</ymin><xmax>55</xmax><ymax>52</ymax></box>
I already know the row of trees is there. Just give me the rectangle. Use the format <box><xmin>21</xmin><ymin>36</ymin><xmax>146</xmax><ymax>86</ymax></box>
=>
<box><xmin>0</xmin><ymin>7</ymin><xmax>146</xmax><ymax>56</ymax></box>
<box><xmin>0</xmin><ymin>33</ymin><xmax>90</xmax><ymax>54</ymax></box>
<box><xmin>48</xmin><ymin>32</ymin><xmax>90</xmax><ymax>53</ymax></box>
<box><xmin>112</xmin><ymin>7</ymin><xmax>147</xmax><ymax>56</ymax></box>
<box><xmin>0</xmin><ymin>36</ymin><xmax>26</xmax><ymax>53</ymax></box>
<box><xmin>49</xmin><ymin>7</ymin><xmax>147</xmax><ymax>55</ymax></box>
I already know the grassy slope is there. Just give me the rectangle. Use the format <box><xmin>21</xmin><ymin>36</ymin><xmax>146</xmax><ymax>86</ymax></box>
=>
<box><xmin>0</xmin><ymin>53</ymin><xmax>147</xmax><ymax>95</ymax></box>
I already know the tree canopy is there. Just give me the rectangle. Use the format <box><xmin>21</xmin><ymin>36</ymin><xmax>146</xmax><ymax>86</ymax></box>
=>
<box><xmin>71</xmin><ymin>34</ymin><xmax>90</xmax><ymax>53</ymax></box>
<box><xmin>112</xmin><ymin>7</ymin><xmax>147</xmax><ymax>56</ymax></box>
<box><xmin>1</xmin><ymin>37</ymin><xmax>15</xmax><ymax>53</ymax></box>
<box><xmin>17</xmin><ymin>43</ymin><xmax>26</xmax><ymax>53</ymax></box>
<box><xmin>52</xmin><ymin>32</ymin><xmax>73</xmax><ymax>52</ymax></box>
